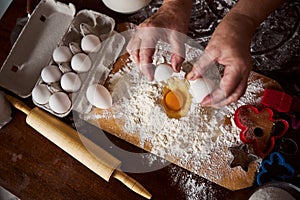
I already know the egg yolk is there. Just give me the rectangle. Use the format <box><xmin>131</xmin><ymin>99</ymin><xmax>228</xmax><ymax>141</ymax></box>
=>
<box><xmin>164</xmin><ymin>90</ymin><xmax>184</xmax><ymax>111</ymax></box>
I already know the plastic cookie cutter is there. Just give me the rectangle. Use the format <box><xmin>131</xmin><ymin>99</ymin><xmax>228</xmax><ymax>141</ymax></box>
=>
<box><xmin>261</xmin><ymin>88</ymin><xmax>300</xmax><ymax>129</ymax></box>
<box><xmin>234</xmin><ymin>105</ymin><xmax>289</xmax><ymax>158</ymax></box>
<box><xmin>286</xmin><ymin>113</ymin><xmax>300</xmax><ymax>130</ymax></box>
<box><xmin>256</xmin><ymin>152</ymin><xmax>295</xmax><ymax>186</ymax></box>
<box><xmin>261</xmin><ymin>88</ymin><xmax>300</xmax><ymax>113</ymax></box>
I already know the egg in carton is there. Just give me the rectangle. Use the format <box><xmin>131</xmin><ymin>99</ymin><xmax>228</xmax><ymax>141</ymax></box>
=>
<box><xmin>0</xmin><ymin>0</ymin><xmax>125</xmax><ymax>117</ymax></box>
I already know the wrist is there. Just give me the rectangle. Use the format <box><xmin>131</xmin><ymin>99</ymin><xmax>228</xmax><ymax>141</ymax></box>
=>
<box><xmin>231</xmin><ymin>0</ymin><xmax>284</xmax><ymax>27</ymax></box>
<box><xmin>162</xmin><ymin>0</ymin><xmax>193</xmax><ymax>20</ymax></box>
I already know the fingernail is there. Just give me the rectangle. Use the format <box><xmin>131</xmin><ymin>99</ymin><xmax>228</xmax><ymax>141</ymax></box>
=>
<box><xmin>201</xmin><ymin>98</ymin><xmax>211</xmax><ymax>107</ymax></box>
<box><xmin>171</xmin><ymin>60</ymin><xmax>180</xmax><ymax>72</ymax></box>
<box><xmin>186</xmin><ymin>71</ymin><xmax>195</xmax><ymax>80</ymax></box>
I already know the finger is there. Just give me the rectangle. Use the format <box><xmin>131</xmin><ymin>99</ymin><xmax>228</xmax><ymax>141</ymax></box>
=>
<box><xmin>139</xmin><ymin>47</ymin><xmax>155</xmax><ymax>81</ymax></box>
<box><xmin>138</xmin><ymin>28</ymin><xmax>157</xmax><ymax>81</ymax></box>
<box><xmin>170</xmin><ymin>30</ymin><xmax>186</xmax><ymax>72</ymax></box>
<box><xmin>186</xmin><ymin>52</ymin><xmax>216</xmax><ymax>80</ymax></box>
<box><xmin>214</xmin><ymin>75</ymin><xmax>248</xmax><ymax>107</ymax></box>
<box><xmin>201</xmin><ymin>65</ymin><xmax>248</xmax><ymax>107</ymax></box>
<box><xmin>127</xmin><ymin>36</ymin><xmax>141</xmax><ymax>65</ymax></box>
<box><xmin>171</xmin><ymin>54</ymin><xmax>184</xmax><ymax>72</ymax></box>
<box><xmin>140</xmin><ymin>63</ymin><xmax>155</xmax><ymax>81</ymax></box>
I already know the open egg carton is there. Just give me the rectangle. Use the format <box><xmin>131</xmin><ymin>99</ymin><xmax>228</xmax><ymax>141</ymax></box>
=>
<box><xmin>0</xmin><ymin>0</ymin><xmax>125</xmax><ymax>117</ymax></box>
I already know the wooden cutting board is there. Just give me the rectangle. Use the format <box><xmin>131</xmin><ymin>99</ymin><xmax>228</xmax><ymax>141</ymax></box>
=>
<box><xmin>85</xmin><ymin>52</ymin><xmax>282</xmax><ymax>191</ymax></box>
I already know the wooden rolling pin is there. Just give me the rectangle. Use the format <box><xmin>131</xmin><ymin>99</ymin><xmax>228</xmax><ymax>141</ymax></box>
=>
<box><xmin>6</xmin><ymin>95</ymin><xmax>151</xmax><ymax>199</ymax></box>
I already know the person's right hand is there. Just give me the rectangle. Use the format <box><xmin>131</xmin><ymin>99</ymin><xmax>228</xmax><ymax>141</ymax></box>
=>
<box><xmin>126</xmin><ymin>0</ymin><xmax>193</xmax><ymax>81</ymax></box>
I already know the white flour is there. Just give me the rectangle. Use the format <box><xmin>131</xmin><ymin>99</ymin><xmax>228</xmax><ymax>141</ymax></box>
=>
<box><xmin>168</xmin><ymin>165</ymin><xmax>223</xmax><ymax>200</ymax></box>
<box><xmin>105</xmin><ymin>46</ymin><xmax>263</xmax><ymax>171</ymax></box>
<box><xmin>85</xmin><ymin>42</ymin><xmax>265</xmax><ymax>196</ymax></box>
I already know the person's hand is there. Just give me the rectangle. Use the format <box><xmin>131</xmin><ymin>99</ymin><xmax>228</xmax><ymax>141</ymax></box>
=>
<box><xmin>126</xmin><ymin>0</ymin><xmax>193</xmax><ymax>81</ymax></box>
<box><xmin>186</xmin><ymin>11</ymin><xmax>257</xmax><ymax>107</ymax></box>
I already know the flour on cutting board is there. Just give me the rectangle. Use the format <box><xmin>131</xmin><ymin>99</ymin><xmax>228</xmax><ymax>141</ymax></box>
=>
<box><xmin>84</xmin><ymin>41</ymin><xmax>265</xmax><ymax>176</ymax></box>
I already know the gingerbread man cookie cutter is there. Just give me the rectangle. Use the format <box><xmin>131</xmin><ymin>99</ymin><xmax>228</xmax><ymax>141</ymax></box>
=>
<box><xmin>256</xmin><ymin>152</ymin><xmax>295</xmax><ymax>186</ymax></box>
<box><xmin>234</xmin><ymin>105</ymin><xmax>289</xmax><ymax>158</ymax></box>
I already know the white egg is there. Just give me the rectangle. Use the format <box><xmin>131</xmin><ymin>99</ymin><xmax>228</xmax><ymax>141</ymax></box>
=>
<box><xmin>154</xmin><ymin>63</ymin><xmax>173</xmax><ymax>82</ymax></box>
<box><xmin>32</xmin><ymin>84</ymin><xmax>51</xmax><ymax>105</ymax></box>
<box><xmin>81</xmin><ymin>34</ymin><xmax>101</xmax><ymax>54</ymax></box>
<box><xmin>60</xmin><ymin>72</ymin><xmax>82</xmax><ymax>93</ymax></box>
<box><xmin>189</xmin><ymin>78</ymin><xmax>215</xmax><ymax>103</ymax></box>
<box><xmin>52</xmin><ymin>46</ymin><xmax>73</xmax><ymax>63</ymax></box>
<box><xmin>49</xmin><ymin>92</ymin><xmax>72</xmax><ymax>114</ymax></box>
<box><xmin>71</xmin><ymin>53</ymin><xmax>92</xmax><ymax>73</ymax></box>
<box><xmin>41</xmin><ymin>65</ymin><xmax>62</xmax><ymax>83</ymax></box>
<box><xmin>86</xmin><ymin>84</ymin><xmax>112</xmax><ymax>109</ymax></box>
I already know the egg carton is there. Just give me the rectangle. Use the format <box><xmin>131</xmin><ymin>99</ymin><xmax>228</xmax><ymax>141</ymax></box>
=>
<box><xmin>0</xmin><ymin>0</ymin><xmax>125</xmax><ymax>117</ymax></box>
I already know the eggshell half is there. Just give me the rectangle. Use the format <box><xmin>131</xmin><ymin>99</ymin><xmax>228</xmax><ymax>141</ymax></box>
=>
<box><xmin>189</xmin><ymin>78</ymin><xmax>215</xmax><ymax>103</ymax></box>
<box><xmin>154</xmin><ymin>63</ymin><xmax>173</xmax><ymax>82</ymax></box>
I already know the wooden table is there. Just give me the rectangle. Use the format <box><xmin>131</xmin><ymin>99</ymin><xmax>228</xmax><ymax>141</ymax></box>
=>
<box><xmin>1</xmin><ymin>0</ymin><xmax>299</xmax><ymax>199</ymax></box>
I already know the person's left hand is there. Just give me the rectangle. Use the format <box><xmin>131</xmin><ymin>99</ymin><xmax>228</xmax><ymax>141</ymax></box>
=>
<box><xmin>186</xmin><ymin>11</ymin><xmax>256</xmax><ymax>107</ymax></box>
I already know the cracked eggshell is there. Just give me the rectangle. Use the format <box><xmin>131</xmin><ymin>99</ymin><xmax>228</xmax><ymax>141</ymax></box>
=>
<box><xmin>71</xmin><ymin>53</ymin><xmax>92</xmax><ymax>73</ymax></box>
<box><xmin>52</xmin><ymin>46</ymin><xmax>73</xmax><ymax>63</ymax></box>
<box><xmin>81</xmin><ymin>34</ymin><xmax>101</xmax><ymax>54</ymax></box>
<box><xmin>32</xmin><ymin>84</ymin><xmax>51</xmax><ymax>105</ymax></box>
<box><xmin>189</xmin><ymin>78</ymin><xmax>215</xmax><ymax>103</ymax></box>
<box><xmin>154</xmin><ymin>63</ymin><xmax>174</xmax><ymax>82</ymax></box>
<box><xmin>49</xmin><ymin>92</ymin><xmax>72</xmax><ymax>114</ymax></box>
<box><xmin>41</xmin><ymin>65</ymin><xmax>62</xmax><ymax>83</ymax></box>
<box><xmin>60</xmin><ymin>72</ymin><xmax>82</xmax><ymax>93</ymax></box>
<box><xmin>86</xmin><ymin>84</ymin><xmax>112</xmax><ymax>109</ymax></box>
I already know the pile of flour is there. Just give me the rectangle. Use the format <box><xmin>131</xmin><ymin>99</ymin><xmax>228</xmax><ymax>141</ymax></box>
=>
<box><xmin>86</xmin><ymin>42</ymin><xmax>265</xmax><ymax>174</ymax></box>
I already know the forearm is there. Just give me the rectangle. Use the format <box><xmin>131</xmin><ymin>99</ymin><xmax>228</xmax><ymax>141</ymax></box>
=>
<box><xmin>161</xmin><ymin>0</ymin><xmax>193</xmax><ymax>29</ymax></box>
<box><xmin>231</xmin><ymin>0</ymin><xmax>285</xmax><ymax>28</ymax></box>
<box><xmin>211</xmin><ymin>0</ymin><xmax>284</xmax><ymax>48</ymax></box>
<box><xmin>141</xmin><ymin>0</ymin><xmax>193</xmax><ymax>33</ymax></box>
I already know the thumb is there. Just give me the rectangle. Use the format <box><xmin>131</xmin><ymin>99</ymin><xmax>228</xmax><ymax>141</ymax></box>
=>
<box><xmin>186</xmin><ymin>52</ymin><xmax>216</xmax><ymax>80</ymax></box>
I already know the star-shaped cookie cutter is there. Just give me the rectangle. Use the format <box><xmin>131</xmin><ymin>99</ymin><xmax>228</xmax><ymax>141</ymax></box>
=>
<box><xmin>234</xmin><ymin>105</ymin><xmax>289</xmax><ymax>158</ymax></box>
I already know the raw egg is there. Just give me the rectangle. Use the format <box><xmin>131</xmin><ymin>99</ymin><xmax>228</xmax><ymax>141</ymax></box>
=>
<box><xmin>86</xmin><ymin>84</ymin><xmax>112</xmax><ymax>109</ymax></box>
<box><xmin>71</xmin><ymin>53</ymin><xmax>92</xmax><ymax>73</ymax></box>
<box><xmin>164</xmin><ymin>90</ymin><xmax>184</xmax><ymax>111</ymax></box>
<box><xmin>162</xmin><ymin>77</ymin><xmax>192</xmax><ymax>119</ymax></box>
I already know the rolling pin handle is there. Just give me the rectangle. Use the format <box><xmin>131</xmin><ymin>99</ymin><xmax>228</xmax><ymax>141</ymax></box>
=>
<box><xmin>5</xmin><ymin>95</ymin><xmax>31</xmax><ymax>115</ymax></box>
<box><xmin>113</xmin><ymin>170</ymin><xmax>152</xmax><ymax>199</ymax></box>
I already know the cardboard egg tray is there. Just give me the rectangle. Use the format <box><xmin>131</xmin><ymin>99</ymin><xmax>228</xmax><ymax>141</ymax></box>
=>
<box><xmin>0</xmin><ymin>0</ymin><xmax>125</xmax><ymax>117</ymax></box>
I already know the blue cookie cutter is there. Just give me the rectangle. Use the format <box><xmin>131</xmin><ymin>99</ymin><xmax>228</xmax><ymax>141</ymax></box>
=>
<box><xmin>256</xmin><ymin>152</ymin><xmax>295</xmax><ymax>186</ymax></box>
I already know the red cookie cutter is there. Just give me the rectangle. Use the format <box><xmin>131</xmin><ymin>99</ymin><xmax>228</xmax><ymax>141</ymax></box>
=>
<box><xmin>261</xmin><ymin>88</ymin><xmax>300</xmax><ymax>113</ymax></box>
<box><xmin>234</xmin><ymin>105</ymin><xmax>289</xmax><ymax>158</ymax></box>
